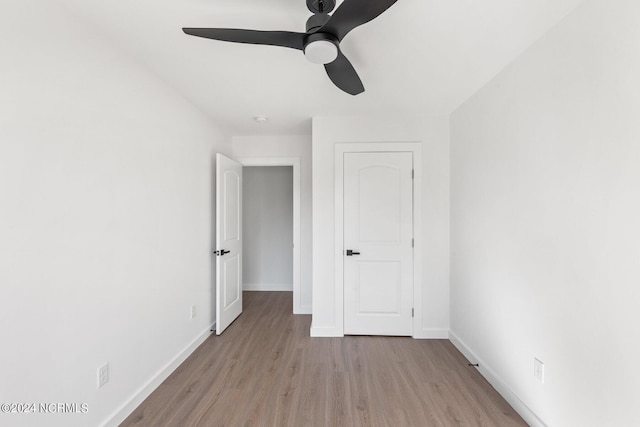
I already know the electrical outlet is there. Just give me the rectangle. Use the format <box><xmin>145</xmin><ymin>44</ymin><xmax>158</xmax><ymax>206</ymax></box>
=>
<box><xmin>534</xmin><ymin>358</ymin><xmax>544</xmax><ymax>383</ymax></box>
<box><xmin>190</xmin><ymin>305</ymin><xmax>196</xmax><ymax>319</ymax></box>
<box><xmin>97</xmin><ymin>363</ymin><xmax>109</xmax><ymax>388</ymax></box>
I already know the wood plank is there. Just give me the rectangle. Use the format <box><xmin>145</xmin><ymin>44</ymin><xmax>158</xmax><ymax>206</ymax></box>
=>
<box><xmin>120</xmin><ymin>292</ymin><xmax>527</xmax><ymax>427</ymax></box>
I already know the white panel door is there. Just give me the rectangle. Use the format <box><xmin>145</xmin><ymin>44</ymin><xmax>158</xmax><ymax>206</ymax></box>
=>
<box><xmin>344</xmin><ymin>152</ymin><xmax>413</xmax><ymax>336</ymax></box>
<box><xmin>216</xmin><ymin>154</ymin><xmax>243</xmax><ymax>335</ymax></box>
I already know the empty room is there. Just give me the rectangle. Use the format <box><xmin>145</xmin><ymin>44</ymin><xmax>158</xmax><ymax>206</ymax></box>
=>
<box><xmin>1</xmin><ymin>0</ymin><xmax>639</xmax><ymax>426</ymax></box>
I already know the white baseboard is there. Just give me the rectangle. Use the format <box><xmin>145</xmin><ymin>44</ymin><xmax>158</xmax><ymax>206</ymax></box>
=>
<box><xmin>101</xmin><ymin>322</ymin><xmax>215</xmax><ymax>427</ymax></box>
<box><xmin>413</xmin><ymin>328</ymin><xmax>449</xmax><ymax>339</ymax></box>
<box><xmin>243</xmin><ymin>283</ymin><xmax>293</xmax><ymax>292</ymax></box>
<box><xmin>310</xmin><ymin>324</ymin><xmax>344</xmax><ymax>337</ymax></box>
<box><xmin>448</xmin><ymin>331</ymin><xmax>547</xmax><ymax>427</ymax></box>
<box><xmin>310</xmin><ymin>326</ymin><xmax>448</xmax><ymax>339</ymax></box>
<box><xmin>295</xmin><ymin>305</ymin><xmax>312</xmax><ymax>315</ymax></box>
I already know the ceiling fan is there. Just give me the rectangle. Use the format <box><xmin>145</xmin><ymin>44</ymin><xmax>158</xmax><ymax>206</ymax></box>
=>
<box><xmin>182</xmin><ymin>0</ymin><xmax>398</xmax><ymax>96</ymax></box>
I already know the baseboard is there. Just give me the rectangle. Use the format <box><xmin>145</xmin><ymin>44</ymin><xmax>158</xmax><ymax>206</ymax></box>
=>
<box><xmin>413</xmin><ymin>328</ymin><xmax>449</xmax><ymax>339</ymax></box>
<box><xmin>243</xmin><ymin>284</ymin><xmax>293</xmax><ymax>292</ymax></box>
<box><xmin>448</xmin><ymin>331</ymin><xmax>547</xmax><ymax>427</ymax></box>
<box><xmin>294</xmin><ymin>305</ymin><xmax>312</xmax><ymax>315</ymax></box>
<box><xmin>101</xmin><ymin>322</ymin><xmax>215</xmax><ymax>427</ymax></box>
<box><xmin>309</xmin><ymin>326</ymin><xmax>448</xmax><ymax>339</ymax></box>
<box><xmin>310</xmin><ymin>324</ymin><xmax>344</xmax><ymax>337</ymax></box>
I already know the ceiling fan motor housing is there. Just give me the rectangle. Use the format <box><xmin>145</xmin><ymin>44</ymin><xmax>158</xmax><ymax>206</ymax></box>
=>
<box><xmin>306</xmin><ymin>13</ymin><xmax>331</xmax><ymax>33</ymax></box>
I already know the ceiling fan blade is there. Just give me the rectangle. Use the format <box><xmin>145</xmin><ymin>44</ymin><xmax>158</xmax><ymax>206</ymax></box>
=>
<box><xmin>182</xmin><ymin>28</ymin><xmax>306</xmax><ymax>50</ymax></box>
<box><xmin>319</xmin><ymin>0</ymin><xmax>398</xmax><ymax>41</ymax></box>
<box><xmin>324</xmin><ymin>50</ymin><xmax>365</xmax><ymax>95</ymax></box>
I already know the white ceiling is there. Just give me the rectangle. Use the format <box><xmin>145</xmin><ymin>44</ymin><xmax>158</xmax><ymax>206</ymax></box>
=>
<box><xmin>56</xmin><ymin>0</ymin><xmax>585</xmax><ymax>135</ymax></box>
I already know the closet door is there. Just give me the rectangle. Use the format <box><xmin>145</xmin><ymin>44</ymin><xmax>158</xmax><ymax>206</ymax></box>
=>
<box><xmin>343</xmin><ymin>152</ymin><xmax>414</xmax><ymax>336</ymax></box>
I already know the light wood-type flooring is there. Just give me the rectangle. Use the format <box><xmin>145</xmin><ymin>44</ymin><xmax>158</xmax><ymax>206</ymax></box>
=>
<box><xmin>121</xmin><ymin>292</ymin><xmax>527</xmax><ymax>427</ymax></box>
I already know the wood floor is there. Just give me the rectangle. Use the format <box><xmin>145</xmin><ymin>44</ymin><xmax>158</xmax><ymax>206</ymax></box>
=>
<box><xmin>121</xmin><ymin>292</ymin><xmax>526</xmax><ymax>427</ymax></box>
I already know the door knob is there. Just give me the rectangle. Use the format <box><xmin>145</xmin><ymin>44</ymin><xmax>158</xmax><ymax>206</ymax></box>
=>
<box><xmin>346</xmin><ymin>249</ymin><xmax>360</xmax><ymax>256</ymax></box>
<box><xmin>215</xmin><ymin>249</ymin><xmax>231</xmax><ymax>256</ymax></box>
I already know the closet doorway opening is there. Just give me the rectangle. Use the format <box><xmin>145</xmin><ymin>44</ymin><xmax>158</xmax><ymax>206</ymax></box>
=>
<box><xmin>238</xmin><ymin>158</ymin><xmax>302</xmax><ymax>314</ymax></box>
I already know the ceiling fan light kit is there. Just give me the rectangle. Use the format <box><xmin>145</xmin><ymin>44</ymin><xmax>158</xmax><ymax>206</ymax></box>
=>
<box><xmin>182</xmin><ymin>0</ymin><xmax>398</xmax><ymax>95</ymax></box>
<box><xmin>304</xmin><ymin>34</ymin><xmax>338</xmax><ymax>64</ymax></box>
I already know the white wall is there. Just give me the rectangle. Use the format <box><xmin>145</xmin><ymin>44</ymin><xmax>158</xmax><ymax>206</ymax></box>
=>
<box><xmin>311</xmin><ymin>115</ymin><xmax>450</xmax><ymax>338</ymax></box>
<box><xmin>450</xmin><ymin>0</ymin><xmax>640</xmax><ymax>425</ymax></box>
<box><xmin>232</xmin><ymin>135</ymin><xmax>312</xmax><ymax>312</ymax></box>
<box><xmin>0</xmin><ymin>2</ymin><xmax>231</xmax><ymax>426</ymax></box>
<box><xmin>243</xmin><ymin>166</ymin><xmax>293</xmax><ymax>291</ymax></box>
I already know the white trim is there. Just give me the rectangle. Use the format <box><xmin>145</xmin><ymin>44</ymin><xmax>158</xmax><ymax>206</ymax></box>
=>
<box><xmin>101</xmin><ymin>323</ymin><xmax>215</xmax><ymax>427</ymax></box>
<box><xmin>334</xmin><ymin>142</ymin><xmax>423</xmax><ymax>338</ymax></box>
<box><xmin>449</xmin><ymin>331</ymin><xmax>547</xmax><ymax>427</ymax></box>
<box><xmin>236</xmin><ymin>157</ymin><xmax>303</xmax><ymax>314</ymax></box>
<box><xmin>310</xmin><ymin>325</ymin><xmax>344</xmax><ymax>337</ymax></box>
<box><xmin>243</xmin><ymin>283</ymin><xmax>293</xmax><ymax>292</ymax></box>
<box><xmin>413</xmin><ymin>328</ymin><xmax>449</xmax><ymax>339</ymax></box>
<box><xmin>298</xmin><ymin>305</ymin><xmax>311</xmax><ymax>315</ymax></box>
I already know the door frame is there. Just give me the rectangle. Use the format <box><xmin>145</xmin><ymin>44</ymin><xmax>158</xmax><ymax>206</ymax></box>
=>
<box><xmin>236</xmin><ymin>157</ymin><xmax>304</xmax><ymax>314</ymax></box>
<box><xmin>334</xmin><ymin>143</ymin><xmax>422</xmax><ymax>337</ymax></box>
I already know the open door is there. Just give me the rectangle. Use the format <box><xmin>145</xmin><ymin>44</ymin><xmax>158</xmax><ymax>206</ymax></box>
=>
<box><xmin>216</xmin><ymin>154</ymin><xmax>243</xmax><ymax>335</ymax></box>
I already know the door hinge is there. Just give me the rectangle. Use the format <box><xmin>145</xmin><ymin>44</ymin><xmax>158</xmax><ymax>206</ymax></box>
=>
<box><xmin>412</xmin><ymin>308</ymin><xmax>414</xmax><ymax>318</ymax></box>
<box><xmin>412</xmin><ymin>169</ymin><xmax>414</xmax><ymax>179</ymax></box>
<box><xmin>412</xmin><ymin>238</ymin><xmax>414</xmax><ymax>248</ymax></box>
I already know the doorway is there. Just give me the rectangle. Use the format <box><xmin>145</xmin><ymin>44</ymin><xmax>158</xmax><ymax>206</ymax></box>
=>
<box><xmin>237</xmin><ymin>157</ymin><xmax>302</xmax><ymax>314</ymax></box>
<box><xmin>243</xmin><ymin>166</ymin><xmax>293</xmax><ymax>291</ymax></box>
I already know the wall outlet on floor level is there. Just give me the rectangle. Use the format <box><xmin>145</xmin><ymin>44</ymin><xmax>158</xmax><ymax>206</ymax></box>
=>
<box><xmin>98</xmin><ymin>363</ymin><xmax>109</xmax><ymax>388</ymax></box>
<box><xmin>534</xmin><ymin>358</ymin><xmax>544</xmax><ymax>383</ymax></box>
<box><xmin>191</xmin><ymin>305</ymin><xmax>196</xmax><ymax>319</ymax></box>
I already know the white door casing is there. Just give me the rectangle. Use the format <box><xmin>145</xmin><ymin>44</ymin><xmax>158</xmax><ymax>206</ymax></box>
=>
<box><xmin>216</xmin><ymin>154</ymin><xmax>243</xmax><ymax>335</ymax></box>
<box><xmin>343</xmin><ymin>152</ymin><xmax>414</xmax><ymax>336</ymax></box>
